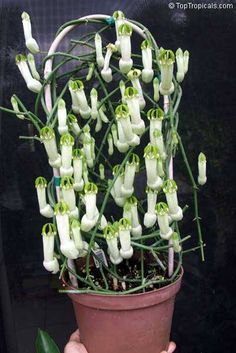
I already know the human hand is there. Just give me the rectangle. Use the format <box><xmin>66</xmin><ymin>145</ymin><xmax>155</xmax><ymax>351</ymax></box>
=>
<box><xmin>64</xmin><ymin>330</ymin><xmax>176</xmax><ymax>353</ymax></box>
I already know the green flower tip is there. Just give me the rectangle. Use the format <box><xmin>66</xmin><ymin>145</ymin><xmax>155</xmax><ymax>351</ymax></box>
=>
<box><xmin>67</xmin><ymin>113</ymin><xmax>77</xmax><ymax>124</ymax></box>
<box><xmin>58</xmin><ymin>98</ymin><xmax>66</xmax><ymax>110</ymax></box>
<box><xmin>99</xmin><ymin>163</ymin><xmax>104</xmax><ymax>171</ymax></box>
<box><xmin>35</xmin><ymin>176</ymin><xmax>47</xmax><ymax>188</ymax></box>
<box><xmin>119</xmin><ymin>80</ymin><xmax>125</xmax><ymax>88</ymax></box>
<box><xmin>141</xmin><ymin>39</ymin><xmax>152</xmax><ymax>50</ymax></box>
<box><xmin>112</xmin><ymin>164</ymin><xmax>125</xmax><ymax>176</ymax></box>
<box><xmin>113</xmin><ymin>10</ymin><xmax>125</xmax><ymax>20</ymax></box>
<box><xmin>176</xmin><ymin>48</ymin><xmax>183</xmax><ymax>58</ymax></box>
<box><xmin>106</xmin><ymin>43</ymin><xmax>117</xmax><ymax>52</ymax></box>
<box><xmin>83</xmin><ymin>135</ymin><xmax>94</xmax><ymax>145</ymax></box>
<box><xmin>184</xmin><ymin>50</ymin><xmax>189</xmax><ymax>58</ymax></box>
<box><xmin>27</xmin><ymin>53</ymin><xmax>34</xmax><ymax>61</ymax></box>
<box><xmin>111</xmin><ymin>124</ymin><xmax>117</xmax><ymax>132</ymax></box>
<box><xmin>127</xmin><ymin>195</ymin><xmax>138</xmax><ymax>206</ymax></box>
<box><xmin>108</xmin><ymin>133</ymin><xmax>113</xmax><ymax>141</ymax></box>
<box><xmin>153</xmin><ymin>77</ymin><xmax>159</xmax><ymax>85</ymax></box>
<box><xmin>10</xmin><ymin>95</ymin><xmax>17</xmax><ymax>104</ymax></box>
<box><xmin>21</xmin><ymin>11</ymin><xmax>30</xmax><ymax>20</ymax></box>
<box><xmin>54</xmin><ymin>201</ymin><xmax>70</xmax><ymax>215</ymax></box>
<box><xmin>103</xmin><ymin>224</ymin><xmax>118</xmax><ymax>240</ymax></box>
<box><xmin>127</xmin><ymin>69</ymin><xmax>141</xmax><ymax>80</ymax></box>
<box><xmin>147</xmin><ymin>107</ymin><xmax>164</xmax><ymax>121</ymax></box>
<box><xmin>163</xmin><ymin>179</ymin><xmax>177</xmax><ymax>194</ymax></box>
<box><xmin>144</xmin><ymin>143</ymin><xmax>160</xmax><ymax>159</ymax></box>
<box><xmin>15</xmin><ymin>54</ymin><xmax>26</xmax><ymax>64</ymax></box>
<box><xmin>199</xmin><ymin>152</ymin><xmax>206</xmax><ymax>162</ymax></box>
<box><xmin>153</xmin><ymin>129</ymin><xmax>162</xmax><ymax>138</ymax></box>
<box><xmin>124</xmin><ymin>86</ymin><xmax>139</xmax><ymax>100</ymax></box>
<box><xmin>83</xmin><ymin>125</ymin><xmax>90</xmax><ymax>133</ymax></box>
<box><xmin>91</xmin><ymin>88</ymin><xmax>98</xmax><ymax>97</ymax></box>
<box><xmin>118</xmin><ymin>23</ymin><xmax>132</xmax><ymax>36</ymax></box>
<box><xmin>84</xmin><ymin>182</ymin><xmax>98</xmax><ymax>194</ymax></box>
<box><xmin>145</xmin><ymin>186</ymin><xmax>158</xmax><ymax>194</ymax></box>
<box><xmin>40</xmin><ymin>126</ymin><xmax>55</xmax><ymax>140</ymax></box>
<box><xmin>42</xmin><ymin>223</ymin><xmax>57</xmax><ymax>237</ymax></box>
<box><xmin>60</xmin><ymin>133</ymin><xmax>74</xmax><ymax>146</ymax></box>
<box><xmin>119</xmin><ymin>217</ymin><xmax>131</xmax><ymax>230</ymax></box>
<box><xmin>60</xmin><ymin>176</ymin><xmax>74</xmax><ymax>190</ymax></box>
<box><xmin>159</xmin><ymin>48</ymin><xmax>175</xmax><ymax>65</ymax></box>
<box><xmin>72</xmin><ymin>148</ymin><xmax>84</xmax><ymax>160</ymax></box>
<box><xmin>69</xmin><ymin>79</ymin><xmax>84</xmax><ymax>91</ymax></box>
<box><xmin>155</xmin><ymin>202</ymin><xmax>169</xmax><ymax>216</ymax></box>
<box><xmin>128</xmin><ymin>153</ymin><xmax>140</xmax><ymax>167</ymax></box>
<box><xmin>70</xmin><ymin>218</ymin><xmax>81</xmax><ymax>229</ymax></box>
<box><xmin>115</xmin><ymin>104</ymin><xmax>129</xmax><ymax>119</ymax></box>
<box><xmin>172</xmin><ymin>232</ymin><xmax>179</xmax><ymax>242</ymax></box>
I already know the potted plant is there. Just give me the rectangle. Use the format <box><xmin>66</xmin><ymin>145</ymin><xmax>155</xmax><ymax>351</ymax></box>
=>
<box><xmin>0</xmin><ymin>10</ymin><xmax>207</xmax><ymax>353</ymax></box>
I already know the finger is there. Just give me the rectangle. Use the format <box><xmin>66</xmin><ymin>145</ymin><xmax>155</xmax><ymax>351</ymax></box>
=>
<box><xmin>64</xmin><ymin>341</ymin><xmax>88</xmax><ymax>353</ymax></box>
<box><xmin>168</xmin><ymin>341</ymin><xmax>176</xmax><ymax>353</ymax></box>
<box><xmin>69</xmin><ymin>329</ymin><xmax>81</xmax><ymax>343</ymax></box>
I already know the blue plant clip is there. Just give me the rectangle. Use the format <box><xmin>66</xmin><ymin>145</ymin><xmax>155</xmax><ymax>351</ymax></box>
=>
<box><xmin>105</xmin><ymin>17</ymin><xmax>115</xmax><ymax>26</ymax></box>
<box><xmin>54</xmin><ymin>176</ymin><xmax>61</xmax><ymax>187</ymax></box>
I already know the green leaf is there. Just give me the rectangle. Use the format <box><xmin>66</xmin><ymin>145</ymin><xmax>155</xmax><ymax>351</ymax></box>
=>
<box><xmin>36</xmin><ymin>329</ymin><xmax>60</xmax><ymax>353</ymax></box>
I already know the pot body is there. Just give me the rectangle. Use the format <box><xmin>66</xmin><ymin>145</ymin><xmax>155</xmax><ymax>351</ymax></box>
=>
<box><xmin>67</xmin><ymin>268</ymin><xmax>183</xmax><ymax>353</ymax></box>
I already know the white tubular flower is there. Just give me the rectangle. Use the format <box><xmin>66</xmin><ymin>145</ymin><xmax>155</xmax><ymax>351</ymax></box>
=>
<box><xmin>60</xmin><ymin>176</ymin><xmax>78</xmax><ymax>218</ymax></box>
<box><xmin>119</xmin><ymin>80</ymin><xmax>126</xmax><ymax>104</ymax></box>
<box><xmin>86</xmin><ymin>62</ymin><xmax>95</xmax><ymax>81</ymax></box>
<box><xmin>11</xmin><ymin>95</ymin><xmax>24</xmax><ymax>119</ymax></box>
<box><xmin>163</xmin><ymin>179</ymin><xmax>183</xmax><ymax>221</ymax></box>
<box><xmin>83</xmin><ymin>134</ymin><xmax>95</xmax><ymax>168</ymax></box>
<box><xmin>111</xmin><ymin>165</ymin><xmax>126</xmax><ymax>207</ymax></box>
<box><xmin>141</xmin><ymin>40</ymin><xmax>154</xmax><ymax>83</ymax></box>
<box><xmin>70</xmin><ymin>219</ymin><xmax>84</xmax><ymax>251</ymax></box>
<box><xmin>118</xmin><ymin>218</ymin><xmax>133</xmax><ymax>259</ymax></box>
<box><xmin>21</xmin><ymin>12</ymin><xmax>39</xmax><ymax>54</ymax></box>
<box><xmin>176</xmin><ymin>48</ymin><xmax>185</xmax><ymax>83</ymax></box>
<box><xmin>107</xmin><ymin>133</ymin><xmax>114</xmax><ymax>156</ymax></box>
<box><xmin>90</xmin><ymin>88</ymin><xmax>98</xmax><ymax>120</ymax></box>
<box><xmin>153</xmin><ymin>77</ymin><xmax>160</xmax><ymax>102</ymax></box>
<box><xmin>99</xmin><ymin>163</ymin><xmax>105</xmax><ymax>180</ymax></box>
<box><xmin>128</xmin><ymin>196</ymin><xmax>142</xmax><ymax>237</ymax></box>
<box><xmin>72</xmin><ymin>149</ymin><xmax>84</xmax><ymax>192</ymax></box>
<box><xmin>118</xmin><ymin>23</ymin><xmax>133</xmax><ymax>74</ymax></box>
<box><xmin>121</xmin><ymin>153</ymin><xmax>139</xmax><ymax>197</ymax></box>
<box><xmin>27</xmin><ymin>53</ymin><xmax>40</xmax><ymax>80</ymax></box>
<box><xmin>127</xmin><ymin>69</ymin><xmax>146</xmax><ymax>109</ymax></box>
<box><xmin>101</xmin><ymin>43</ymin><xmax>117</xmax><ymax>83</ymax></box>
<box><xmin>123</xmin><ymin>201</ymin><xmax>132</xmax><ymax>222</ymax></box>
<box><xmin>153</xmin><ymin>129</ymin><xmax>166</xmax><ymax>160</ymax></box>
<box><xmin>113</xmin><ymin>10</ymin><xmax>125</xmax><ymax>50</ymax></box>
<box><xmin>147</xmin><ymin>108</ymin><xmax>164</xmax><ymax>144</ymax></box>
<box><xmin>155</xmin><ymin>202</ymin><xmax>173</xmax><ymax>240</ymax></box>
<box><xmin>144</xmin><ymin>143</ymin><xmax>163</xmax><ymax>190</ymax></box>
<box><xmin>104</xmin><ymin>224</ymin><xmax>123</xmax><ymax>265</ymax></box>
<box><xmin>41</xmin><ymin>223</ymin><xmax>59</xmax><ymax>274</ymax></box>
<box><xmin>81</xmin><ymin>183</ymin><xmax>98</xmax><ymax>232</ymax></box>
<box><xmin>95</xmin><ymin>113</ymin><xmax>102</xmax><ymax>132</ymax></box>
<box><xmin>198</xmin><ymin>152</ymin><xmax>207</xmax><ymax>185</ymax></box>
<box><xmin>82</xmin><ymin>160</ymin><xmax>89</xmax><ymax>184</ymax></box>
<box><xmin>60</xmin><ymin>133</ymin><xmax>74</xmax><ymax>177</ymax></box>
<box><xmin>35</xmin><ymin>177</ymin><xmax>54</xmax><ymax>218</ymax></box>
<box><xmin>111</xmin><ymin>124</ymin><xmax>118</xmax><ymax>147</ymax></box>
<box><xmin>124</xmin><ymin>87</ymin><xmax>145</xmax><ymax>135</ymax></box>
<box><xmin>144</xmin><ymin>187</ymin><xmax>158</xmax><ymax>228</ymax></box>
<box><xmin>69</xmin><ymin>80</ymin><xmax>91</xmax><ymax>119</ymax></box>
<box><xmin>15</xmin><ymin>54</ymin><xmax>42</xmax><ymax>93</ymax></box>
<box><xmin>171</xmin><ymin>232</ymin><xmax>182</xmax><ymax>253</ymax></box>
<box><xmin>57</xmin><ymin>99</ymin><xmax>68</xmax><ymax>135</ymax></box>
<box><xmin>55</xmin><ymin>201</ymin><xmax>79</xmax><ymax>259</ymax></box>
<box><xmin>67</xmin><ymin>114</ymin><xmax>81</xmax><ymax>137</ymax></box>
<box><xmin>183</xmin><ymin>50</ymin><xmax>189</xmax><ymax>74</ymax></box>
<box><xmin>98</xmin><ymin>104</ymin><xmax>109</xmax><ymax>123</ymax></box>
<box><xmin>95</xmin><ymin>33</ymin><xmax>104</xmax><ymax>68</ymax></box>
<box><xmin>40</xmin><ymin>127</ymin><xmax>61</xmax><ymax>168</ymax></box>
<box><xmin>115</xmin><ymin>104</ymin><xmax>140</xmax><ymax>147</ymax></box>
<box><xmin>159</xmin><ymin>48</ymin><xmax>175</xmax><ymax>96</ymax></box>
<box><xmin>116</xmin><ymin>120</ymin><xmax>129</xmax><ymax>153</ymax></box>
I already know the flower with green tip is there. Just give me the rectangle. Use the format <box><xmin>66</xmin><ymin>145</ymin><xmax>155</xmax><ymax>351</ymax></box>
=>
<box><xmin>83</xmin><ymin>135</ymin><xmax>95</xmax><ymax>168</ymax></box>
<box><xmin>60</xmin><ymin>176</ymin><xmax>78</xmax><ymax>218</ymax></box>
<box><xmin>81</xmin><ymin>183</ymin><xmax>99</xmax><ymax>232</ymax></box>
<box><xmin>40</xmin><ymin>126</ymin><xmax>61</xmax><ymax>168</ymax></box>
<box><xmin>118</xmin><ymin>218</ymin><xmax>133</xmax><ymax>259</ymax></box>
<box><xmin>57</xmin><ymin>98</ymin><xmax>68</xmax><ymax>135</ymax></box>
<box><xmin>153</xmin><ymin>77</ymin><xmax>160</xmax><ymax>102</ymax></box>
<box><xmin>27</xmin><ymin>53</ymin><xmax>40</xmax><ymax>80</ymax></box>
<box><xmin>198</xmin><ymin>152</ymin><xmax>207</xmax><ymax>185</ymax></box>
<box><xmin>67</xmin><ymin>113</ymin><xmax>81</xmax><ymax>136</ymax></box>
<box><xmin>68</xmin><ymin>80</ymin><xmax>91</xmax><ymax>119</ymax></box>
<box><xmin>104</xmin><ymin>224</ymin><xmax>123</xmax><ymax>265</ymax></box>
<box><xmin>15</xmin><ymin>54</ymin><xmax>42</xmax><ymax>93</ymax></box>
<box><xmin>144</xmin><ymin>143</ymin><xmax>163</xmax><ymax>190</ymax></box>
<box><xmin>98</xmin><ymin>104</ymin><xmax>109</xmax><ymax>123</ymax></box>
<box><xmin>111</xmin><ymin>165</ymin><xmax>126</xmax><ymax>207</ymax></box>
<box><xmin>147</xmin><ymin>107</ymin><xmax>165</xmax><ymax>142</ymax></box>
<box><xmin>86</xmin><ymin>62</ymin><xmax>94</xmax><ymax>81</ymax></box>
<box><xmin>99</xmin><ymin>163</ymin><xmax>105</xmax><ymax>180</ymax></box>
<box><xmin>60</xmin><ymin>133</ymin><xmax>74</xmax><ymax>177</ymax></box>
<box><xmin>119</xmin><ymin>80</ymin><xmax>126</xmax><ymax>104</ymax></box>
<box><xmin>155</xmin><ymin>202</ymin><xmax>173</xmax><ymax>240</ymax></box>
<box><xmin>153</xmin><ymin>129</ymin><xmax>166</xmax><ymax>159</ymax></box>
<box><xmin>141</xmin><ymin>39</ymin><xmax>154</xmax><ymax>83</ymax></box>
<box><xmin>158</xmin><ymin>48</ymin><xmax>175</xmax><ymax>95</ymax></box>
<box><xmin>101</xmin><ymin>43</ymin><xmax>117</xmax><ymax>83</ymax></box>
<box><xmin>35</xmin><ymin>176</ymin><xmax>54</xmax><ymax>218</ymax></box>
<box><xmin>11</xmin><ymin>96</ymin><xmax>24</xmax><ymax>120</ymax></box>
<box><xmin>90</xmin><ymin>88</ymin><xmax>98</xmax><ymax>120</ymax></box>
<box><xmin>116</xmin><ymin>119</ymin><xmax>129</xmax><ymax>153</ymax></box>
<box><xmin>55</xmin><ymin>201</ymin><xmax>79</xmax><ymax>259</ymax></box>
<box><xmin>21</xmin><ymin>12</ymin><xmax>39</xmax><ymax>53</ymax></box>
<box><xmin>124</xmin><ymin>87</ymin><xmax>145</xmax><ymax>135</ymax></box>
<box><xmin>70</xmin><ymin>219</ymin><xmax>84</xmax><ymax>251</ymax></box>
<box><xmin>72</xmin><ymin>149</ymin><xmax>84</xmax><ymax>191</ymax></box>
<box><xmin>41</xmin><ymin>223</ymin><xmax>59</xmax><ymax>274</ymax></box>
<box><xmin>113</xmin><ymin>10</ymin><xmax>125</xmax><ymax>50</ymax></box>
<box><xmin>127</xmin><ymin>69</ymin><xmax>146</xmax><ymax>109</ymax></box>
<box><xmin>118</xmin><ymin>23</ymin><xmax>133</xmax><ymax>73</ymax></box>
<box><xmin>115</xmin><ymin>104</ymin><xmax>140</xmax><ymax>147</ymax></box>
<box><xmin>144</xmin><ymin>187</ymin><xmax>158</xmax><ymax>228</ymax></box>
<box><xmin>121</xmin><ymin>153</ymin><xmax>139</xmax><ymax>198</ymax></box>
<box><xmin>111</xmin><ymin>124</ymin><xmax>118</xmax><ymax>147</ymax></box>
<box><xmin>163</xmin><ymin>179</ymin><xmax>183</xmax><ymax>221</ymax></box>
<box><xmin>176</xmin><ymin>48</ymin><xmax>185</xmax><ymax>83</ymax></box>
<box><xmin>126</xmin><ymin>195</ymin><xmax>142</xmax><ymax>237</ymax></box>
<box><xmin>107</xmin><ymin>133</ymin><xmax>114</xmax><ymax>156</ymax></box>
<box><xmin>171</xmin><ymin>232</ymin><xmax>182</xmax><ymax>253</ymax></box>
<box><xmin>183</xmin><ymin>50</ymin><xmax>189</xmax><ymax>74</ymax></box>
<box><xmin>95</xmin><ymin>33</ymin><xmax>104</xmax><ymax>68</ymax></box>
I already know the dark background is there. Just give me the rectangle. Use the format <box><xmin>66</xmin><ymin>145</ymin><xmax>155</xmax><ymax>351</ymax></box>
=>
<box><xmin>0</xmin><ymin>0</ymin><xmax>236</xmax><ymax>352</ymax></box>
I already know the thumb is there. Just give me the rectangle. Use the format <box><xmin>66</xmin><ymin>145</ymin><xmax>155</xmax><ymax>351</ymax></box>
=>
<box><xmin>64</xmin><ymin>341</ymin><xmax>88</xmax><ymax>353</ymax></box>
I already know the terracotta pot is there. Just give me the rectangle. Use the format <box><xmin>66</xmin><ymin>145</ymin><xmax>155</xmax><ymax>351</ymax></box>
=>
<box><xmin>66</xmin><ymin>267</ymin><xmax>183</xmax><ymax>353</ymax></box>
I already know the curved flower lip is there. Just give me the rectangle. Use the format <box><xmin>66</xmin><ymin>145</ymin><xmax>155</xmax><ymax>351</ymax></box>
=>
<box><xmin>60</xmin><ymin>176</ymin><xmax>75</xmax><ymax>190</ymax></box>
<box><xmin>127</xmin><ymin>153</ymin><xmax>140</xmax><ymax>168</ymax></box>
<box><xmin>42</xmin><ymin>223</ymin><xmax>57</xmax><ymax>237</ymax></box>
<box><xmin>60</xmin><ymin>133</ymin><xmax>74</xmax><ymax>146</ymax></box>
<box><xmin>141</xmin><ymin>39</ymin><xmax>153</xmax><ymax>50</ymax></box>
<box><xmin>155</xmin><ymin>202</ymin><xmax>169</xmax><ymax>216</ymax></box>
<box><xmin>124</xmin><ymin>86</ymin><xmax>139</xmax><ymax>100</ymax></box>
<box><xmin>70</xmin><ymin>218</ymin><xmax>81</xmax><ymax>229</ymax></box>
<box><xmin>40</xmin><ymin>126</ymin><xmax>55</xmax><ymax>140</ymax></box>
<box><xmin>84</xmin><ymin>182</ymin><xmax>98</xmax><ymax>194</ymax></box>
<box><xmin>127</xmin><ymin>69</ymin><xmax>141</xmax><ymax>80</ymax></box>
<box><xmin>118</xmin><ymin>217</ymin><xmax>131</xmax><ymax>230</ymax></box>
<box><xmin>163</xmin><ymin>179</ymin><xmax>178</xmax><ymax>194</ymax></box>
<box><xmin>103</xmin><ymin>224</ymin><xmax>118</xmax><ymax>240</ymax></box>
<box><xmin>72</xmin><ymin>148</ymin><xmax>84</xmax><ymax>160</ymax></box>
<box><xmin>67</xmin><ymin>113</ymin><xmax>78</xmax><ymax>124</ymax></box>
<box><xmin>147</xmin><ymin>107</ymin><xmax>164</xmax><ymax>121</ymax></box>
<box><xmin>106</xmin><ymin>43</ymin><xmax>117</xmax><ymax>52</ymax></box>
<box><xmin>112</xmin><ymin>164</ymin><xmax>125</xmax><ymax>176</ymax></box>
<box><xmin>159</xmin><ymin>48</ymin><xmax>175</xmax><ymax>65</ymax></box>
<box><xmin>15</xmin><ymin>54</ymin><xmax>26</xmax><ymax>64</ymax></box>
<box><xmin>144</xmin><ymin>143</ymin><xmax>160</xmax><ymax>159</ymax></box>
<box><xmin>198</xmin><ymin>152</ymin><xmax>206</xmax><ymax>162</ymax></box>
<box><xmin>54</xmin><ymin>201</ymin><xmax>70</xmax><ymax>215</ymax></box>
<box><xmin>118</xmin><ymin>23</ymin><xmax>132</xmax><ymax>36</ymax></box>
<box><xmin>126</xmin><ymin>195</ymin><xmax>138</xmax><ymax>206</ymax></box>
<box><xmin>145</xmin><ymin>186</ymin><xmax>158</xmax><ymax>194</ymax></box>
<box><xmin>35</xmin><ymin>176</ymin><xmax>47</xmax><ymax>188</ymax></box>
<box><xmin>69</xmin><ymin>79</ymin><xmax>84</xmax><ymax>91</ymax></box>
<box><xmin>113</xmin><ymin>10</ymin><xmax>125</xmax><ymax>20</ymax></box>
<box><xmin>115</xmin><ymin>104</ymin><xmax>129</xmax><ymax>119</ymax></box>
